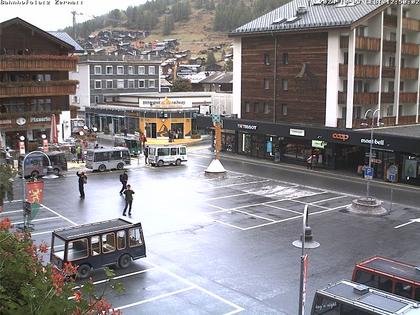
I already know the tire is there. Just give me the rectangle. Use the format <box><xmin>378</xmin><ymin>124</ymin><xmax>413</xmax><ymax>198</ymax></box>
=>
<box><xmin>175</xmin><ymin>159</ymin><xmax>181</xmax><ymax>166</ymax></box>
<box><xmin>118</xmin><ymin>254</ymin><xmax>132</xmax><ymax>269</ymax></box>
<box><xmin>98</xmin><ymin>164</ymin><xmax>106</xmax><ymax>172</ymax></box>
<box><xmin>157</xmin><ymin>160</ymin><xmax>164</xmax><ymax>167</ymax></box>
<box><xmin>30</xmin><ymin>170</ymin><xmax>39</xmax><ymax>178</ymax></box>
<box><xmin>53</xmin><ymin>168</ymin><xmax>60</xmax><ymax>176</ymax></box>
<box><xmin>117</xmin><ymin>163</ymin><xmax>124</xmax><ymax>170</ymax></box>
<box><xmin>77</xmin><ymin>264</ymin><xmax>91</xmax><ymax>279</ymax></box>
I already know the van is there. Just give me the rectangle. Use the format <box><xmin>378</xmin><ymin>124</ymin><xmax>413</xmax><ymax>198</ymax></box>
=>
<box><xmin>147</xmin><ymin>145</ymin><xmax>187</xmax><ymax>167</ymax></box>
<box><xmin>85</xmin><ymin>147</ymin><xmax>131</xmax><ymax>172</ymax></box>
<box><xmin>19</xmin><ymin>151</ymin><xmax>68</xmax><ymax>178</ymax></box>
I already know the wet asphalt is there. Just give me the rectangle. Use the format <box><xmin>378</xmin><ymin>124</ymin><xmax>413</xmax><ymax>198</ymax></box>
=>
<box><xmin>2</xmin><ymin>147</ymin><xmax>420</xmax><ymax>315</ymax></box>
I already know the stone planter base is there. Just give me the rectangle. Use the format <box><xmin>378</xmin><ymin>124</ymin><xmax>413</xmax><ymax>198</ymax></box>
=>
<box><xmin>348</xmin><ymin>197</ymin><xmax>388</xmax><ymax>216</ymax></box>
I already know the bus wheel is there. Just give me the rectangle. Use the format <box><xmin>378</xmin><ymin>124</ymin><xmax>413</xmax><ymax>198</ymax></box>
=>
<box><xmin>118</xmin><ymin>254</ymin><xmax>132</xmax><ymax>269</ymax></box>
<box><xmin>31</xmin><ymin>170</ymin><xmax>39</xmax><ymax>178</ymax></box>
<box><xmin>176</xmin><ymin>159</ymin><xmax>181</xmax><ymax>166</ymax></box>
<box><xmin>53</xmin><ymin>168</ymin><xmax>60</xmax><ymax>176</ymax></box>
<box><xmin>98</xmin><ymin>164</ymin><xmax>106</xmax><ymax>172</ymax></box>
<box><xmin>157</xmin><ymin>160</ymin><xmax>164</xmax><ymax>167</ymax></box>
<box><xmin>117</xmin><ymin>163</ymin><xmax>124</xmax><ymax>170</ymax></box>
<box><xmin>77</xmin><ymin>264</ymin><xmax>92</xmax><ymax>279</ymax></box>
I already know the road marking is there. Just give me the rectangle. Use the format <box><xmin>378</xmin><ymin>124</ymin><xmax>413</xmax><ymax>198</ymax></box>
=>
<box><xmin>263</xmin><ymin>204</ymin><xmax>303</xmax><ymax>215</ymax></box>
<box><xmin>211</xmin><ymin>179</ymin><xmax>271</xmax><ymax>189</ymax></box>
<box><xmin>394</xmin><ymin>218</ymin><xmax>420</xmax><ymax>229</ymax></box>
<box><xmin>312</xmin><ymin>195</ymin><xmax>347</xmax><ymax>204</ymax></box>
<box><xmin>205</xmin><ymin>192</ymin><xmax>252</xmax><ymax>201</ymax></box>
<box><xmin>213</xmin><ymin>220</ymin><xmax>246</xmax><ymax>230</ymax></box>
<box><xmin>232</xmin><ymin>208</ymin><xmax>276</xmax><ymax>222</ymax></box>
<box><xmin>4</xmin><ymin>199</ymin><xmax>23</xmax><ymax>204</ymax></box>
<box><xmin>40</xmin><ymin>204</ymin><xmax>78</xmax><ymax>226</ymax></box>
<box><xmin>0</xmin><ymin>209</ymin><xmax>23</xmax><ymax>215</ymax></box>
<box><xmin>116</xmin><ymin>286</ymin><xmax>195</xmax><ymax>311</ymax></box>
<box><xmin>31</xmin><ymin>230</ymin><xmax>53</xmax><ymax>236</ymax></box>
<box><xmin>14</xmin><ymin>216</ymin><xmax>59</xmax><ymax>225</ymax></box>
<box><xmin>242</xmin><ymin>215</ymin><xmax>303</xmax><ymax>231</ymax></box>
<box><xmin>146</xmin><ymin>261</ymin><xmax>245</xmax><ymax>314</ymax></box>
<box><xmin>292</xmin><ymin>199</ymin><xmax>330</xmax><ymax>210</ymax></box>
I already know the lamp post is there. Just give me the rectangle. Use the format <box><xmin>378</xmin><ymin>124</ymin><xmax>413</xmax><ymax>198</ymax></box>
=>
<box><xmin>362</xmin><ymin>108</ymin><xmax>380</xmax><ymax>199</ymax></box>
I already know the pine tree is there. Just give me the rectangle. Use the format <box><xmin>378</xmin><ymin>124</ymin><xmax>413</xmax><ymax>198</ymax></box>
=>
<box><xmin>206</xmin><ymin>51</ymin><xmax>217</xmax><ymax>70</ymax></box>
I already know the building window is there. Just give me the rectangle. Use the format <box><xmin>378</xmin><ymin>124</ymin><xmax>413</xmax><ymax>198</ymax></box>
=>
<box><xmin>401</xmin><ymin>58</ymin><xmax>405</xmax><ymax>68</ymax></box>
<box><xmin>387</xmin><ymin>105</ymin><xmax>393</xmax><ymax>116</ymax></box>
<box><xmin>402</xmin><ymin>34</ymin><xmax>406</xmax><ymax>43</ymax></box>
<box><xmin>149</xmin><ymin>79</ymin><xmax>156</xmax><ymax>88</ymax></box>
<box><xmin>128</xmin><ymin>66</ymin><xmax>134</xmax><ymax>75</ymax></box>
<box><xmin>94</xmin><ymin>65</ymin><xmax>102</xmax><ymax>75</ymax></box>
<box><xmin>399</xmin><ymin>105</ymin><xmax>403</xmax><ymax>116</ymax></box>
<box><xmin>73</xmin><ymin>96</ymin><xmax>79</xmax><ymax>103</ymax></box>
<box><xmin>388</xmin><ymin>81</ymin><xmax>394</xmax><ymax>92</ymax></box>
<box><xmin>263</xmin><ymin>103</ymin><xmax>271</xmax><ymax>114</ymax></box>
<box><xmin>138</xmin><ymin>80</ymin><xmax>145</xmax><ymax>88</ymax></box>
<box><xmin>282</xmin><ymin>79</ymin><xmax>288</xmax><ymax>91</ymax></box>
<box><xmin>106</xmin><ymin>80</ymin><xmax>113</xmax><ymax>89</ymax></box>
<box><xmin>95</xmin><ymin>80</ymin><xmax>101</xmax><ymax>89</ymax></box>
<box><xmin>117</xmin><ymin>79</ymin><xmax>124</xmax><ymax>89</ymax></box>
<box><xmin>245</xmin><ymin>102</ymin><xmax>251</xmax><ymax>113</ymax></box>
<box><xmin>356</xmin><ymin>26</ymin><xmax>366</xmax><ymax>37</ymax></box>
<box><xmin>389</xmin><ymin>56</ymin><xmax>396</xmax><ymax>67</ymax></box>
<box><xmin>95</xmin><ymin>96</ymin><xmax>100</xmax><ymax>104</ymax></box>
<box><xmin>254</xmin><ymin>102</ymin><xmax>261</xmax><ymax>113</ymax></box>
<box><xmin>264</xmin><ymin>53</ymin><xmax>270</xmax><ymax>65</ymax></box>
<box><xmin>390</xmin><ymin>32</ymin><xmax>396</xmax><ymax>41</ymax></box>
<box><xmin>343</xmin><ymin>79</ymin><xmax>348</xmax><ymax>92</ymax></box>
<box><xmin>354</xmin><ymin>80</ymin><xmax>363</xmax><ymax>92</ymax></box>
<box><xmin>400</xmin><ymin>81</ymin><xmax>404</xmax><ymax>92</ymax></box>
<box><xmin>355</xmin><ymin>53</ymin><xmax>364</xmax><ymax>65</ymax></box>
<box><xmin>128</xmin><ymin>80</ymin><xmax>135</xmax><ymax>89</ymax></box>
<box><xmin>282</xmin><ymin>53</ymin><xmax>288</xmax><ymax>65</ymax></box>
<box><xmin>264</xmin><ymin>79</ymin><xmax>270</xmax><ymax>90</ymax></box>
<box><xmin>281</xmin><ymin>104</ymin><xmax>287</xmax><ymax>116</ymax></box>
<box><xmin>106</xmin><ymin>66</ymin><xmax>113</xmax><ymax>75</ymax></box>
<box><xmin>117</xmin><ymin>66</ymin><xmax>124</xmax><ymax>75</ymax></box>
<box><xmin>148</xmin><ymin>66</ymin><xmax>156</xmax><ymax>75</ymax></box>
<box><xmin>344</xmin><ymin>52</ymin><xmax>348</xmax><ymax>65</ymax></box>
<box><xmin>353</xmin><ymin>106</ymin><xmax>362</xmax><ymax>119</ymax></box>
<box><xmin>138</xmin><ymin>66</ymin><xmax>145</xmax><ymax>75</ymax></box>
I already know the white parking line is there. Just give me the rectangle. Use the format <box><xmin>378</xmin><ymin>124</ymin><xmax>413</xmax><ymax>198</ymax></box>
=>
<box><xmin>0</xmin><ymin>209</ymin><xmax>23</xmax><ymax>215</ymax></box>
<box><xmin>205</xmin><ymin>192</ymin><xmax>252</xmax><ymax>201</ymax></box>
<box><xmin>31</xmin><ymin>230</ymin><xmax>53</xmax><ymax>236</ymax></box>
<box><xmin>232</xmin><ymin>208</ymin><xmax>276</xmax><ymax>222</ymax></box>
<box><xmin>40</xmin><ymin>204</ymin><xmax>78</xmax><ymax>226</ymax></box>
<box><xmin>213</xmin><ymin>220</ymin><xmax>246</xmax><ymax>230</ymax></box>
<box><xmin>242</xmin><ymin>215</ymin><xmax>303</xmax><ymax>230</ymax></box>
<box><xmin>4</xmin><ymin>199</ymin><xmax>23</xmax><ymax>204</ymax></box>
<box><xmin>292</xmin><ymin>199</ymin><xmax>330</xmax><ymax>210</ymax></box>
<box><xmin>14</xmin><ymin>216</ymin><xmax>59</xmax><ymax>225</ymax></box>
<box><xmin>263</xmin><ymin>204</ymin><xmax>303</xmax><ymax>215</ymax></box>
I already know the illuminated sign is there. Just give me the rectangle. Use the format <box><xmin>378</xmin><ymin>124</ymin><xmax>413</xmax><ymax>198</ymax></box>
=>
<box><xmin>331</xmin><ymin>133</ymin><xmax>349</xmax><ymax>141</ymax></box>
<box><xmin>360</xmin><ymin>138</ymin><xmax>385</xmax><ymax>146</ymax></box>
<box><xmin>290</xmin><ymin>129</ymin><xmax>305</xmax><ymax>137</ymax></box>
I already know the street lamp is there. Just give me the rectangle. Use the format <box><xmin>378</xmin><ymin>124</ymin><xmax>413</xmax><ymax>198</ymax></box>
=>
<box><xmin>362</xmin><ymin>108</ymin><xmax>380</xmax><ymax>199</ymax></box>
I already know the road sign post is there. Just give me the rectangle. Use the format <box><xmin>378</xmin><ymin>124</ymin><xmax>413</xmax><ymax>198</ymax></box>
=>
<box><xmin>364</xmin><ymin>167</ymin><xmax>373</xmax><ymax>180</ymax></box>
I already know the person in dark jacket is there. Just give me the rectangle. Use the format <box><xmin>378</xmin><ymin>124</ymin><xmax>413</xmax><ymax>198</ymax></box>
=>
<box><xmin>122</xmin><ymin>184</ymin><xmax>135</xmax><ymax>216</ymax></box>
<box><xmin>119</xmin><ymin>170</ymin><xmax>128</xmax><ymax>195</ymax></box>
<box><xmin>144</xmin><ymin>145</ymin><xmax>149</xmax><ymax>164</ymax></box>
<box><xmin>76</xmin><ymin>171</ymin><xmax>87</xmax><ymax>198</ymax></box>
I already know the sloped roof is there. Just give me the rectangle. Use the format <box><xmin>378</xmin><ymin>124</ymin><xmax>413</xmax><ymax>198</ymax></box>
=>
<box><xmin>231</xmin><ymin>0</ymin><xmax>387</xmax><ymax>35</ymax></box>
<box><xmin>200</xmin><ymin>71</ymin><xmax>233</xmax><ymax>84</ymax></box>
<box><xmin>48</xmin><ymin>31</ymin><xmax>84</xmax><ymax>52</ymax></box>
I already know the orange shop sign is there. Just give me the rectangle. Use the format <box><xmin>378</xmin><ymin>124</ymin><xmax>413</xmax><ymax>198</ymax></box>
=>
<box><xmin>331</xmin><ymin>133</ymin><xmax>350</xmax><ymax>142</ymax></box>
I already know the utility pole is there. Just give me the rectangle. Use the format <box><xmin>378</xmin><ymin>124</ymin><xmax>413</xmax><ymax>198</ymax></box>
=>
<box><xmin>71</xmin><ymin>11</ymin><xmax>84</xmax><ymax>39</ymax></box>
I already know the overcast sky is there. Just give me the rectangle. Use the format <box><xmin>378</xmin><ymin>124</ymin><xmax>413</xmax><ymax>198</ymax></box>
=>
<box><xmin>1</xmin><ymin>0</ymin><xmax>146</xmax><ymax>31</ymax></box>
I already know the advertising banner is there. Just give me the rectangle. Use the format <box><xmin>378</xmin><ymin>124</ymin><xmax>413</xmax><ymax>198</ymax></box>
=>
<box><xmin>26</xmin><ymin>181</ymin><xmax>44</xmax><ymax>205</ymax></box>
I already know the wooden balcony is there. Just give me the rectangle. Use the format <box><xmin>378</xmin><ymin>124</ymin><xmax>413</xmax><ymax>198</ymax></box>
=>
<box><xmin>338</xmin><ymin>92</ymin><xmax>379</xmax><ymax>105</ymax></box>
<box><xmin>338</xmin><ymin>115</ymin><xmax>417</xmax><ymax>128</ymax></box>
<box><xmin>0</xmin><ymin>55</ymin><xmax>78</xmax><ymax>71</ymax></box>
<box><xmin>400</xmin><ymin>67</ymin><xmax>419</xmax><ymax>80</ymax></box>
<box><xmin>340</xmin><ymin>36</ymin><xmax>381</xmax><ymax>51</ymax></box>
<box><xmin>383</xmin><ymin>40</ymin><xmax>396</xmax><ymax>53</ymax></box>
<box><xmin>402</xmin><ymin>17</ymin><xmax>420</xmax><ymax>32</ymax></box>
<box><xmin>384</xmin><ymin>14</ymin><xmax>397</xmax><ymax>28</ymax></box>
<box><xmin>399</xmin><ymin>92</ymin><xmax>417</xmax><ymax>103</ymax></box>
<box><xmin>381</xmin><ymin>92</ymin><xmax>394</xmax><ymax>103</ymax></box>
<box><xmin>382</xmin><ymin>67</ymin><xmax>395</xmax><ymax>78</ymax></box>
<box><xmin>401</xmin><ymin>43</ymin><xmax>419</xmax><ymax>56</ymax></box>
<box><xmin>0</xmin><ymin>80</ymin><xmax>78</xmax><ymax>98</ymax></box>
<box><xmin>339</xmin><ymin>64</ymin><xmax>380</xmax><ymax>78</ymax></box>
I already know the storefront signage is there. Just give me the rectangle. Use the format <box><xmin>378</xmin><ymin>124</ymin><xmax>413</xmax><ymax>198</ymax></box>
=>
<box><xmin>238</xmin><ymin>123</ymin><xmax>257</xmax><ymax>130</ymax></box>
<box><xmin>331</xmin><ymin>133</ymin><xmax>349</xmax><ymax>142</ymax></box>
<box><xmin>30</xmin><ymin>117</ymin><xmax>51</xmax><ymax>123</ymax></box>
<box><xmin>290</xmin><ymin>128</ymin><xmax>305</xmax><ymax>137</ymax></box>
<box><xmin>360</xmin><ymin>138</ymin><xmax>385</xmax><ymax>146</ymax></box>
<box><xmin>0</xmin><ymin>119</ymin><xmax>12</xmax><ymax>125</ymax></box>
<box><xmin>16</xmin><ymin>117</ymin><xmax>26</xmax><ymax>126</ymax></box>
<box><xmin>312</xmin><ymin>140</ymin><xmax>327</xmax><ymax>149</ymax></box>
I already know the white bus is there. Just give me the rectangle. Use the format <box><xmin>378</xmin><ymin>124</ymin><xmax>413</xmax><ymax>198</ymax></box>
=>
<box><xmin>86</xmin><ymin>147</ymin><xmax>130</xmax><ymax>172</ymax></box>
<box><xmin>148</xmin><ymin>145</ymin><xmax>187</xmax><ymax>167</ymax></box>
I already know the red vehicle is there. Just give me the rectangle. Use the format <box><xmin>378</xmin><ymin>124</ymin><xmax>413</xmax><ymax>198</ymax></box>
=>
<box><xmin>352</xmin><ymin>256</ymin><xmax>420</xmax><ymax>301</ymax></box>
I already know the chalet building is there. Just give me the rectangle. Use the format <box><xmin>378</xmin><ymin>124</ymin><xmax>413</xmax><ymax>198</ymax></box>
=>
<box><xmin>202</xmin><ymin>2</ymin><xmax>420</xmax><ymax>185</ymax></box>
<box><xmin>0</xmin><ymin>17</ymin><xmax>80</xmax><ymax>150</ymax></box>
<box><xmin>69</xmin><ymin>55</ymin><xmax>161</xmax><ymax>113</ymax></box>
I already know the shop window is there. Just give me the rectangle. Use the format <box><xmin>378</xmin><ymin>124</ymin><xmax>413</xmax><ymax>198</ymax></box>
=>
<box><xmin>395</xmin><ymin>282</ymin><xmax>412</xmax><ymax>298</ymax></box>
<box><xmin>117</xmin><ymin>66</ymin><xmax>124</xmax><ymax>75</ymax></box>
<box><xmin>138</xmin><ymin>66</ymin><xmax>145</xmax><ymax>75</ymax></box>
<box><xmin>117</xmin><ymin>230</ymin><xmax>126</xmax><ymax>250</ymax></box>
<box><xmin>102</xmin><ymin>233</ymin><xmax>116</xmax><ymax>253</ymax></box>
<box><xmin>129</xmin><ymin>228</ymin><xmax>143</xmax><ymax>247</ymax></box>
<box><xmin>264</xmin><ymin>53</ymin><xmax>270</xmax><ymax>65</ymax></box>
<box><xmin>106</xmin><ymin>66</ymin><xmax>113</xmax><ymax>75</ymax></box>
<box><xmin>282</xmin><ymin>53</ymin><xmax>288</xmax><ymax>65</ymax></box>
<box><xmin>282</xmin><ymin>79</ymin><xmax>288</xmax><ymax>91</ymax></box>
<box><xmin>106</xmin><ymin>80</ymin><xmax>113</xmax><ymax>89</ymax></box>
<box><xmin>95</xmin><ymin>80</ymin><xmax>101</xmax><ymax>89</ymax></box>
<box><xmin>139</xmin><ymin>80</ymin><xmax>145</xmax><ymax>88</ymax></box>
<box><xmin>67</xmin><ymin>239</ymin><xmax>88</xmax><ymax>261</ymax></box>
<box><xmin>281</xmin><ymin>104</ymin><xmax>287</xmax><ymax>116</ymax></box>
<box><xmin>264</xmin><ymin>79</ymin><xmax>270</xmax><ymax>90</ymax></box>
<box><xmin>91</xmin><ymin>236</ymin><xmax>100</xmax><ymax>256</ymax></box>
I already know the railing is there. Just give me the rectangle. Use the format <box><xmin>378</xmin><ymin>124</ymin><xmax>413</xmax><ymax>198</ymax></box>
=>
<box><xmin>0</xmin><ymin>80</ymin><xmax>78</xmax><ymax>98</ymax></box>
<box><xmin>382</xmin><ymin>67</ymin><xmax>395</xmax><ymax>78</ymax></box>
<box><xmin>338</xmin><ymin>115</ymin><xmax>418</xmax><ymax>128</ymax></box>
<box><xmin>402</xmin><ymin>17</ymin><xmax>420</xmax><ymax>32</ymax></box>
<box><xmin>399</xmin><ymin>92</ymin><xmax>417</xmax><ymax>103</ymax></box>
<box><xmin>340</xmin><ymin>36</ymin><xmax>381</xmax><ymax>51</ymax></box>
<box><xmin>381</xmin><ymin>92</ymin><xmax>394</xmax><ymax>103</ymax></box>
<box><xmin>383</xmin><ymin>40</ymin><xmax>396</xmax><ymax>53</ymax></box>
<box><xmin>400</xmin><ymin>67</ymin><xmax>418</xmax><ymax>80</ymax></box>
<box><xmin>384</xmin><ymin>14</ymin><xmax>397</xmax><ymax>28</ymax></box>
<box><xmin>401</xmin><ymin>43</ymin><xmax>419</xmax><ymax>56</ymax></box>
<box><xmin>0</xmin><ymin>110</ymin><xmax>62</xmax><ymax>120</ymax></box>
<box><xmin>338</xmin><ymin>92</ymin><xmax>379</xmax><ymax>105</ymax></box>
<box><xmin>0</xmin><ymin>55</ymin><xmax>79</xmax><ymax>71</ymax></box>
<box><xmin>339</xmin><ymin>64</ymin><xmax>380</xmax><ymax>78</ymax></box>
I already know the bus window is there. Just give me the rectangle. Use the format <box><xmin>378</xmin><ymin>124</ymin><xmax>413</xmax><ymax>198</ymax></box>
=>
<box><xmin>378</xmin><ymin>276</ymin><xmax>393</xmax><ymax>293</ymax></box>
<box><xmin>180</xmin><ymin>147</ymin><xmax>186</xmax><ymax>155</ymax></box>
<box><xmin>95</xmin><ymin>152</ymin><xmax>109</xmax><ymax>162</ymax></box>
<box><xmin>395</xmin><ymin>282</ymin><xmax>412</xmax><ymax>298</ymax></box>
<box><xmin>53</xmin><ymin>237</ymin><xmax>65</xmax><ymax>260</ymax></box>
<box><xmin>129</xmin><ymin>228</ymin><xmax>143</xmax><ymax>247</ymax></box>
<box><xmin>170</xmin><ymin>148</ymin><xmax>178</xmax><ymax>155</ymax></box>
<box><xmin>91</xmin><ymin>236</ymin><xmax>100</xmax><ymax>256</ymax></box>
<box><xmin>102</xmin><ymin>233</ymin><xmax>116</xmax><ymax>253</ymax></box>
<box><xmin>122</xmin><ymin>150</ymin><xmax>130</xmax><ymax>160</ymax></box>
<box><xmin>67</xmin><ymin>239</ymin><xmax>88</xmax><ymax>261</ymax></box>
<box><xmin>117</xmin><ymin>230</ymin><xmax>126</xmax><ymax>250</ymax></box>
<box><xmin>158</xmin><ymin>148</ymin><xmax>169</xmax><ymax>156</ymax></box>
<box><xmin>111</xmin><ymin>151</ymin><xmax>121</xmax><ymax>160</ymax></box>
<box><xmin>312</xmin><ymin>294</ymin><xmax>339</xmax><ymax>314</ymax></box>
<box><xmin>355</xmin><ymin>270</ymin><xmax>378</xmax><ymax>288</ymax></box>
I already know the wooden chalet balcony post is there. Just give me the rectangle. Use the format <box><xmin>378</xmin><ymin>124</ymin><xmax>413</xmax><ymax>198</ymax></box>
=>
<box><xmin>0</xmin><ymin>80</ymin><xmax>78</xmax><ymax>98</ymax></box>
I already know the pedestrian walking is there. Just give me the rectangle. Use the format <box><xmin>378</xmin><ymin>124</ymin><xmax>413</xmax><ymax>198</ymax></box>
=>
<box><xmin>76</xmin><ymin>145</ymin><xmax>82</xmax><ymax>163</ymax></box>
<box><xmin>306</xmin><ymin>154</ymin><xmax>314</xmax><ymax>170</ymax></box>
<box><xmin>76</xmin><ymin>171</ymin><xmax>87</xmax><ymax>199</ymax></box>
<box><xmin>140</xmin><ymin>133</ymin><xmax>147</xmax><ymax>148</ymax></box>
<box><xmin>119</xmin><ymin>170</ymin><xmax>128</xmax><ymax>195</ymax></box>
<box><xmin>122</xmin><ymin>184</ymin><xmax>135</xmax><ymax>216</ymax></box>
<box><xmin>144</xmin><ymin>145</ymin><xmax>149</xmax><ymax>164</ymax></box>
<box><xmin>5</xmin><ymin>148</ymin><xmax>12</xmax><ymax>166</ymax></box>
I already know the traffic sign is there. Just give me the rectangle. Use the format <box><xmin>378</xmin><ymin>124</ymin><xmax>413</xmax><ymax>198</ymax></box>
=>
<box><xmin>364</xmin><ymin>167</ymin><xmax>373</xmax><ymax>180</ymax></box>
<box><xmin>389</xmin><ymin>174</ymin><xmax>396</xmax><ymax>182</ymax></box>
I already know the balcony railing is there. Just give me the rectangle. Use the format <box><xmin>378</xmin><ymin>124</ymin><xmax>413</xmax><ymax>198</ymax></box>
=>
<box><xmin>383</xmin><ymin>40</ymin><xmax>396</xmax><ymax>53</ymax></box>
<box><xmin>337</xmin><ymin>115</ymin><xmax>417</xmax><ymax>128</ymax></box>
<box><xmin>338</xmin><ymin>92</ymin><xmax>379</xmax><ymax>105</ymax></box>
<box><xmin>382</xmin><ymin>67</ymin><xmax>395</xmax><ymax>78</ymax></box>
<box><xmin>340</xmin><ymin>36</ymin><xmax>381</xmax><ymax>51</ymax></box>
<box><xmin>399</xmin><ymin>92</ymin><xmax>417</xmax><ymax>103</ymax></box>
<box><xmin>401</xmin><ymin>43</ymin><xmax>419</xmax><ymax>56</ymax></box>
<box><xmin>0</xmin><ymin>80</ymin><xmax>78</xmax><ymax>98</ymax></box>
<box><xmin>384</xmin><ymin>14</ymin><xmax>397</xmax><ymax>28</ymax></box>
<box><xmin>339</xmin><ymin>64</ymin><xmax>380</xmax><ymax>78</ymax></box>
<box><xmin>400</xmin><ymin>67</ymin><xmax>419</xmax><ymax>80</ymax></box>
<box><xmin>402</xmin><ymin>17</ymin><xmax>420</xmax><ymax>32</ymax></box>
<box><xmin>0</xmin><ymin>55</ymin><xmax>79</xmax><ymax>71</ymax></box>
<box><xmin>381</xmin><ymin>92</ymin><xmax>394</xmax><ymax>103</ymax></box>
